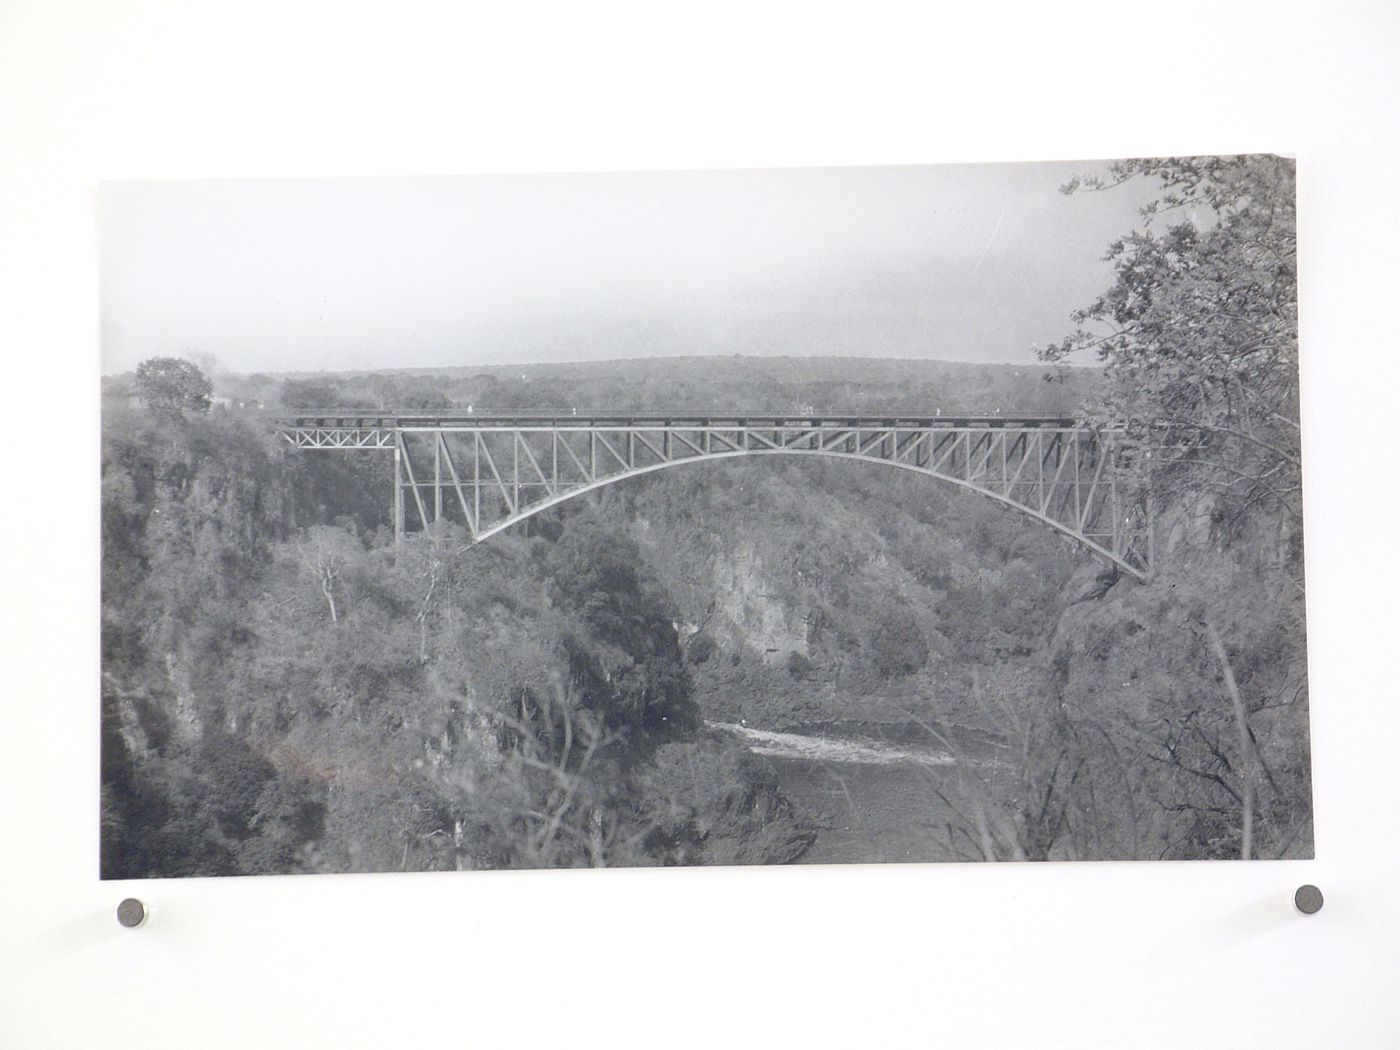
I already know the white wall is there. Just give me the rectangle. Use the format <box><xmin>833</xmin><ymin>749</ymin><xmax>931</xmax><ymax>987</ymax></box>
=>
<box><xmin>2</xmin><ymin>3</ymin><xmax>1397</xmax><ymax>1046</ymax></box>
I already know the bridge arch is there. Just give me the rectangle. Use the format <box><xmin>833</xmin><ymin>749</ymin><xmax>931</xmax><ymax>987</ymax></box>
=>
<box><xmin>470</xmin><ymin>447</ymin><xmax>1142</xmax><ymax>576</ymax></box>
<box><xmin>280</xmin><ymin>415</ymin><xmax>1152</xmax><ymax>581</ymax></box>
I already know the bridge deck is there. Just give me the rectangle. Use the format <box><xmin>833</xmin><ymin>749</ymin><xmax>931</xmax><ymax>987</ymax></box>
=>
<box><xmin>280</xmin><ymin>414</ymin><xmax>1094</xmax><ymax>430</ymax></box>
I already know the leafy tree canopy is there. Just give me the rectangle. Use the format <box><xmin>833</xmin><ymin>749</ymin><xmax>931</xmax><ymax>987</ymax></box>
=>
<box><xmin>280</xmin><ymin>378</ymin><xmax>348</xmax><ymax>411</ymax></box>
<box><xmin>1039</xmin><ymin>156</ymin><xmax>1300</xmax><ymax>532</ymax></box>
<box><xmin>135</xmin><ymin>356</ymin><xmax>214</xmax><ymax>417</ymax></box>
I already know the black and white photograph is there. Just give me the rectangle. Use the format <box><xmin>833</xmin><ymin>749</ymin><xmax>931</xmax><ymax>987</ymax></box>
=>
<box><xmin>99</xmin><ymin>157</ymin><xmax>1311</xmax><ymax>878</ymax></box>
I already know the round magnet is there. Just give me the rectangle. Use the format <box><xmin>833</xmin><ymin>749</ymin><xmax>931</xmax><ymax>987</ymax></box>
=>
<box><xmin>116</xmin><ymin>898</ymin><xmax>147</xmax><ymax>928</ymax></box>
<box><xmin>1293</xmin><ymin>884</ymin><xmax>1323</xmax><ymax>915</ymax></box>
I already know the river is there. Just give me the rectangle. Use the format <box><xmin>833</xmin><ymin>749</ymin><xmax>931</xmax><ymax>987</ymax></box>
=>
<box><xmin>709</xmin><ymin>719</ymin><xmax>1006</xmax><ymax>865</ymax></box>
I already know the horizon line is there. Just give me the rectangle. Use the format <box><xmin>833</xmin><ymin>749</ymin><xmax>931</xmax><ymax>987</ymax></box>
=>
<box><xmin>101</xmin><ymin>351</ymin><xmax>1100</xmax><ymax>379</ymax></box>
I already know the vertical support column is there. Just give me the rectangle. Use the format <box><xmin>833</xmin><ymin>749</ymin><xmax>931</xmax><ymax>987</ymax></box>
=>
<box><xmin>1037</xmin><ymin>432</ymin><xmax>1045</xmax><ymax>510</ymax></box>
<box><xmin>473</xmin><ymin>431</ymin><xmax>481</xmax><ymax>529</ymax></box>
<box><xmin>512</xmin><ymin>432</ymin><xmax>520</xmax><ymax>510</ymax></box>
<box><xmin>1109</xmin><ymin>467</ymin><xmax>1120</xmax><ymax>555</ymax></box>
<box><xmin>434</xmin><ymin>433</ymin><xmax>442</xmax><ymax>523</ymax></box>
<box><xmin>1073</xmin><ymin>433</ymin><xmax>1082</xmax><ymax>528</ymax></box>
<box><xmin>393</xmin><ymin>440</ymin><xmax>404</xmax><ymax>548</ymax></box>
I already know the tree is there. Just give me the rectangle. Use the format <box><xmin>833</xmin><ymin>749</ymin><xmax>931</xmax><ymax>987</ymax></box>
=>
<box><xmin>294</xmin><ymin>525</ymin><xmax>362</xmax><ymax>623</ymax></box>
<box><xmin>1039</xmin><ymin>156</ymin><xmax>1300</xmax><ymax>533</ymax></box>
<box><xmin>545</xmin><ymin>528</ymin><xmax>696</xmax><ymax>736</ymax></box>
<box><xmin>1033</xmin><ymin>156</ymin><xmax>1311</xmax><ymax>862</ymax></box>
<box><xmin>280</xmin><ymin>378</ymin><xmax>345</xmax><ymax>411</ymax></box>
<box><xmin>866</xmin><ymin>601</ymin><xmax>930</xmax><ymax>680</ymax></box>
<box><xmin>636</xmin><ymin>736</ymin><xmax>814</xmax><ymax>865</ymax></box>
<box><xmin>134</xmin><ymin>356</ymin><xmax>214</xmax><ymax>417</ymax></box>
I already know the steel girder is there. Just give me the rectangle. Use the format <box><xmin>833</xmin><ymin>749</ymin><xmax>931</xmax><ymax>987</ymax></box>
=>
<box><xmin>278</xmin><ymin>416</ymin><xmax>1152</xmax><ymax>580</ymax></box>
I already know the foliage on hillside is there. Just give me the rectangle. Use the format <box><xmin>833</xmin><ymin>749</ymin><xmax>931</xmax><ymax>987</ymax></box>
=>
<box><xmin>101</xmin><ymin>407</ymin><xmax>809</xmax><ymax>877</ymax></box>
<box><xmin>562</xmin><ymin>456</ymin><xmax>1081</xmax><ymax>728</ymax></box>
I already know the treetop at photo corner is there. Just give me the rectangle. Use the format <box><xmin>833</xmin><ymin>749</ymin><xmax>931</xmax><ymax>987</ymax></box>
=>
<box><xmin>1039</xmin><ymin>155</ymin><xmax>1299</xmax><ymax>535</ymax></box>
<box><xmin>99</xmin><ymin>155</ymin><xmax>1311</xmax><ymax>877</ymax></box>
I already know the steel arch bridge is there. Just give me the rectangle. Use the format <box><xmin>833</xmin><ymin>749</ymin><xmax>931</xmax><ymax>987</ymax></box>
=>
<box><xmin>278</xmin><ymin>414</ymin><xmax>1153</xmax><ymax>581</ymax></box>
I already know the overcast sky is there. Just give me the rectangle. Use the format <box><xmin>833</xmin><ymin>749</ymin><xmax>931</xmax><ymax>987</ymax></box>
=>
<box><xmin>98</xmin><ymin>161</ymin><xmax>1162</xmax><ymax>376</ymax></box>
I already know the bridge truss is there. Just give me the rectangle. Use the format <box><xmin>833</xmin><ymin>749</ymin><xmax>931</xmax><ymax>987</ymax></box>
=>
<box><xmin>279</xmin><ymin>415</ymin><xmax>1153</xmax><ymax>580</ymax></box>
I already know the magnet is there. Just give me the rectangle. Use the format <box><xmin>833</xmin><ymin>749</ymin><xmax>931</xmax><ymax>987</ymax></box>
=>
<box><xmin>1293</xmin><ymin>884</ymin><xmax>1323</xmax><ymax>915</ymax></box>
<box><xmin>116</xmin><ymin>898</ymin><xmax>147</xmax><ymax>928</ymax></box>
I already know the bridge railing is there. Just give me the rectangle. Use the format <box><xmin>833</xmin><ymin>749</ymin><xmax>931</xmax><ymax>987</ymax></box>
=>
<box><xmin>282</xmin><ymin>413</ymin><xmax>1088</xmax><ymax>430</ymax></box>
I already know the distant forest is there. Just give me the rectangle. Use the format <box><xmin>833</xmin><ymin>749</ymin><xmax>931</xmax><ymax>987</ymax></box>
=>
<box><xmin>104</xmin><ymin>354</ymin><xmax>1098</xmax><ymax>419</ymax></box>
<box><xmin>102</xmin><ymin>156</ymin><xmax>1311</xmax><ymax>875</ymax></box>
